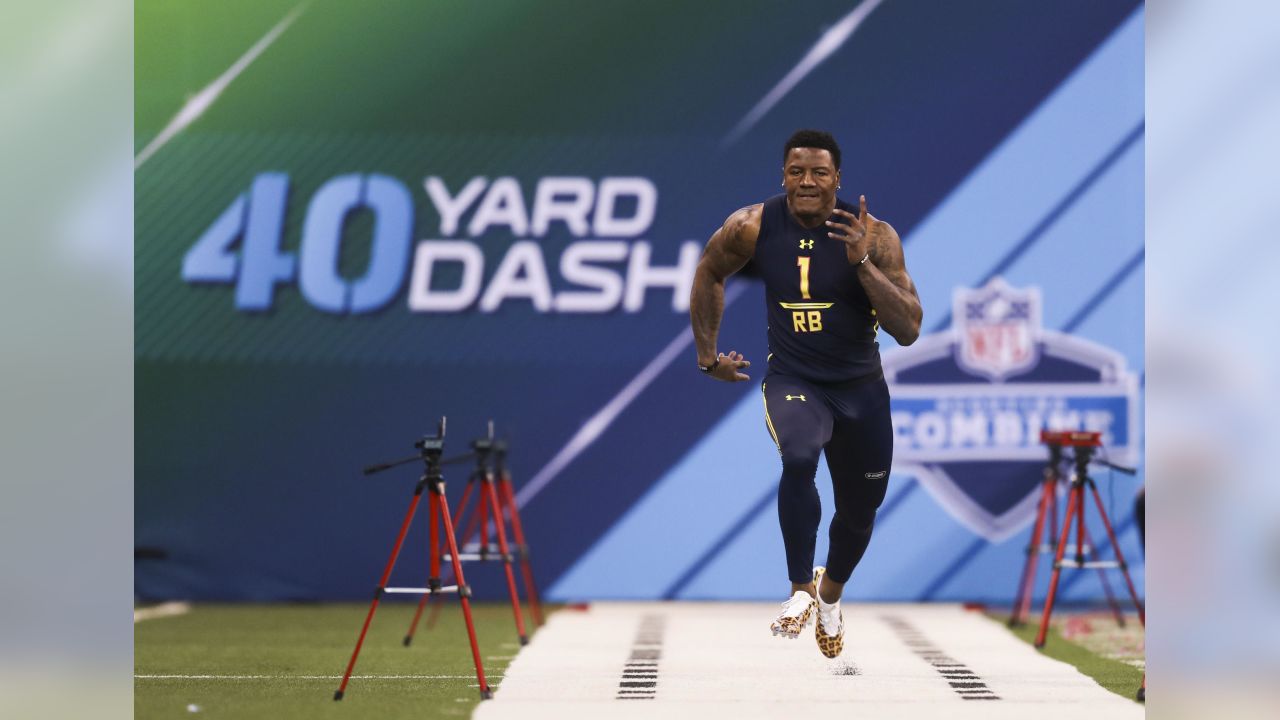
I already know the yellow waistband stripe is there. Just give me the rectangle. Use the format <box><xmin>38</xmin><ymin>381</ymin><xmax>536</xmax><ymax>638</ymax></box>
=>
<box><xmin>761</xmin><ymin>382</ymin><xmax>781</xmax><ymax>455</ymax></box>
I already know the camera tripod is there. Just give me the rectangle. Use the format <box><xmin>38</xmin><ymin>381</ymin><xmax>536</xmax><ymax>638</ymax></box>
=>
<box><xmin>1033</xmin><ymin>431</ymin><xmax>1144</xmax><ymax>648</ymax></box>
<box><xmin>1008</xmin><ymin>435</ymin><xmax>1127</xmax><ymax>629</ymax></box>
<box><xmin>404</xmin><ymin>417</ymin><xmax>545</xmax><ymax>640</ymax></box>
<box><xmin>402</xmin><ymin>423</ymin><xmax>544</xmax><ymax>648</ymax></box>
<box><xmin>334</xmin><ymin>418</ymin><xmax>492</xmax><ymax>701</ymax></box>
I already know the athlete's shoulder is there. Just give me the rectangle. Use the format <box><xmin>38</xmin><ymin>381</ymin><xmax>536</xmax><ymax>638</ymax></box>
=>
<box><xmin>700</xmin><ymin>202</ymin><xmax>764</xmax><ymax>275</ymax></box>
<box><xmin>722</xmin><ymin>202</ymin><xmax>765</xmax><ymax>245</ymax></box>
<box><xmin>748</xmin><ymin>194</ymin><xmax>792</xmax><ymax>237</ymax></box>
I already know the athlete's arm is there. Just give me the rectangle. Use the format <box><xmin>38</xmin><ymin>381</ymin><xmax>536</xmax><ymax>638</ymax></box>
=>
<box><xmin>690</xmin><ymin>204</ymin><xmax>761</xmax><ymax>382</ymax></box>
<box><xmin>827</xmin><ymin>195</ymin><xmax>922</xmax><ymax>346</ymax></box>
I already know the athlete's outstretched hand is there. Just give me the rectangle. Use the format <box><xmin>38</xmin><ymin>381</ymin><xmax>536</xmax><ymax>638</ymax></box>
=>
<box><xmin>708</xmin><ymin>350</ymin><xmax>751</xmax><ymax>382</ymax></box>
<box><xmin>826</xmin><ymin>194</ymin><xmax>878</xmax><ymax>266</ymax></box>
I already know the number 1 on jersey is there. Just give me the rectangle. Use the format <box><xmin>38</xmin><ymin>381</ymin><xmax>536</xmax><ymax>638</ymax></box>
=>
<box><xmin>797</xmin><ymin>256</ymin><xmax>811</xmax><ymax>299</ymax></box>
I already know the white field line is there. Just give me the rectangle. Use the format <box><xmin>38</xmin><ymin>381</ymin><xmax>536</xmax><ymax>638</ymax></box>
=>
<box><xmin>515</xmin><ymin>282</ymin><xmax>748</xmax><ymax>508</ymax></box>
<box><xmin>133</xmin><ymin>601</ymin><xmax>191</xmax><ymax>623</ymax></box>
<box><xmin>134</xmin><ymin>2</ymin><xmax>309</xmax><ymax>169</ymax></box>
<box><xmin>722</xmin><ymin>0</ymin><xmax>887</xmax><ymax>147</ymax></box>
<box><xmin>135</xmin><ymin>674</ymin><xmax>501</xmax><ymax>680</ymax></box>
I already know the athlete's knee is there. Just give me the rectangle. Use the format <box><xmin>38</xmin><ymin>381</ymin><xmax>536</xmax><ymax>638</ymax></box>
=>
<box><xmin>778</xmin><ymin>439</ymin><xmax>822</xmax><ymax>474</ymax></box>
<box><xmin>831</xmin><ymin>506</ymin><xmax>877</xmax><ymax>536</ymax></box>
<box><xmin>778</xmin><ymin>459</ymin><xmax>819</xmax><ymax>501</ymax></box>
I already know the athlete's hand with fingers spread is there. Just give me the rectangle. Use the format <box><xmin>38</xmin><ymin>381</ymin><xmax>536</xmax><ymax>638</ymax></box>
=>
<box><xmin>708</xmin><ymin>350</ymin><xmax>751</xmax><ymax>382</ymax></box>
<box><xmin>825</xmin><ymin>194</ymin><xmax>879</xmax><ymax>266</ymax></box>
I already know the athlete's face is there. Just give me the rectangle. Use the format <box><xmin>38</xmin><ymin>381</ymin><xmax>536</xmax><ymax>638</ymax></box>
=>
<box><xmin>782</xmin><ymin>147</ymin><xmax>840</xmax><ymax>219</ymax></box>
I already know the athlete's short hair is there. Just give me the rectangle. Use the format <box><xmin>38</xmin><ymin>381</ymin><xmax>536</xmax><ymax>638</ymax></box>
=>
<box><xmin>783</xmin><ymin>129</ymin><xmax>841</xmax><ymax>170</ymax></box>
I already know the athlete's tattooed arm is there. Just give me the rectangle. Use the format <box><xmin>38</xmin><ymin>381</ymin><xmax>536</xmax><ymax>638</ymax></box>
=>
<box><xmin>690</xmin><ymin>204</ymin><xmax>760</xmax><ymax>382</ymax></box>
<box><xmin>857</xmin><ymin>219</ymin><xmax>922</xmax><ymax>345</ymax></box>
<box><xmin>826</xmin><ymin>196</ymin><xmax>922</xmax><ymax>346</ymax></box>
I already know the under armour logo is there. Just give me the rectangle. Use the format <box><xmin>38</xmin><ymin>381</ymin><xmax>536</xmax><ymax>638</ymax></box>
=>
<box><xmin>799</xmin><ymin>239</ymin><xmax>814</xmax><ymax>250</ymax></box>
<box><xmin>785</xmin><ymin>394</ymin><xmax>806</xmax><ymax>401</ymax></box>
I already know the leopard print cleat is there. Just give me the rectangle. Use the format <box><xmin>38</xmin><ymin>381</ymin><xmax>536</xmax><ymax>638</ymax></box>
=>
<box><xmin>770</xmin><ymin>590</ymin><xmax>816</xmax><ymax>639</ymax></box>
<box><xmin>813</xmin><ymin>566</ymin><xmax>844</xmax><ymax>658</ymax></box>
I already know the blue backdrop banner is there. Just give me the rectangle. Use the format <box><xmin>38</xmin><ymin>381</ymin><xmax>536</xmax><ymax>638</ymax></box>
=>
<box><xmin>136</xmin><ymin>1</ymin><xmax>1144</xmax><ymax>603</ymax></box>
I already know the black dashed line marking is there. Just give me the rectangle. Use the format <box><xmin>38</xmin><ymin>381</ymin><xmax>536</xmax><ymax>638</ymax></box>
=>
<box><xmin>880</xmin><ymin>615</ymin><xmax>1002</xmax><ymax>702</ymax></box>
<box><xmin>616</xmin><ymin>615</ymin><xmax>666</xmax><ymax>700</ymax></box>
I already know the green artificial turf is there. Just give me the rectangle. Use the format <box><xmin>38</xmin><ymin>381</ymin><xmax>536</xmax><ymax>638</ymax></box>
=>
<box><xmin>135</xmin><ymin>603</ymin><xmax>540</xmax><ymax>720</ymax></box>
<box><xmin>996</xmin><ymin>614</ymin><xmax>1143</xmax><ymax>702</ymax></box>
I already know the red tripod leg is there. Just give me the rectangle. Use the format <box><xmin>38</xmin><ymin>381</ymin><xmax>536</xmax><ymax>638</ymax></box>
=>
<box><xmin>501</xmin><ymin>472</ymin><xmax>544</xmax><ymax>627</ymax></box>
<box><xmin>1011</xmin><ymin>479</ymin><xmax>1051</xmax><ymax>626</ymax></box>
<box><xmin>1075</xmin><ymin>480</ymin><xmax>1087</xmax><ymax>568</ymax></box>
<box><xmin>1088</xmin><ymin>482</ymin><xmax>1145</xmax><ymax>624</ymax></box>
<box><xmin>335</xmin><ymin>483</ymin><xmax>427</xmax><ymax>701</ymax></box>
<box><xmin>457</xmin><ymin>481</ymin><xmax>484</xmax><ymax>559</ymax></box>
<box><xmin>435</xmin><ymin>481</ymin><xmax>492</xmax><ymax>699</ymax></box>
<box><xmin>478</xmin><ymin>488</ymin><xmax>491</xmax><ymax>557</ymax></box>
<box><xmin>1035</xmin><ymin>483</ymin><xmax>1080</xmax><ymax>648</ymax></box>
<box><xmin>426</xmin><ymin>480</ymin><xmax>479</xmax><ymax>632</ymax></box>
<box><xmin>454</xmin><ymin>480</ymin><xmax>475</xmax><ymax>533</ymax></box>
<box><xmin>1084</xmin><ymin>524</ymin><xmax>1126</xmax><ymax>628</ymax></box>
<box><xmin>404</xmin><ymin>491</ymin><xmax>443</xmax><ymax>646</ymax></box>
<box><xmin>1047</xmin><ymin>480</ymin><xmax>1059</xmax><ymax>557</ymax></box>
<box><xmin>431</xmin><ymin>488</ymin><xmax>442</xmax><ymax>582</ymax></box>
<box><xmin>485</xmin><ymin>477</ymin><xmax>528</xmax><ymax>644</ymax></box>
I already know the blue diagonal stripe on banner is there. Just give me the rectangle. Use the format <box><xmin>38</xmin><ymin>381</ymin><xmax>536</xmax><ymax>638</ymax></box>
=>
<box><xmin>929</xmin><ymin>120</ymin><xmax>1145</xmax><ymax>334</ymax></box>
<box><xmin>660</xmin><ymin>485</ymin><xmax>774</xmax><ymax>600</ymax></box>
<box><xmin>919</xmin><ymin>537</ymin><xmax>988</xmax><ymax>600</ymax></box>
<box><xmin>1062</xmin><ymin>247</ymin><xmax>1145</xmax><ymax>332</ymax></box>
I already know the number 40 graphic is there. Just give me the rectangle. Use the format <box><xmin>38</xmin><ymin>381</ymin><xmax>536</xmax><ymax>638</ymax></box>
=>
<box><xmin>181</xmin><ymin>173</ymin><xmax>413</xmax><ymax>313</ymax></box>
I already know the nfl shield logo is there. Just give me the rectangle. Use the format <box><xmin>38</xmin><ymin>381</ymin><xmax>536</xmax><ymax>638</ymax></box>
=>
<box><xmin>883</xmin><ymin>276</ymin><xmax>1138</xmax><ymax>541</ymax></box>
<box><xmin>955</xmin><ymin>277</ymin><xmax>1041</xmax><ymax>382</ymax></box>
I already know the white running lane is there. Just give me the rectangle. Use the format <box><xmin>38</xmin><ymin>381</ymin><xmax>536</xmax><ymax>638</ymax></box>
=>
<box><xmin>475</xmin><ymin>603</ymin><xmax>1142</xmax><ymax>720</ymax></box>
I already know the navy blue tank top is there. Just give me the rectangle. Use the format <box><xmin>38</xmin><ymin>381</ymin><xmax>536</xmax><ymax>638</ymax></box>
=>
<box><xmin>754</xmin><ymin>194</ymin><xmax>881</xmax><ymax>383</ymax></box>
